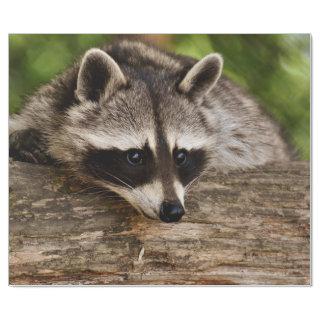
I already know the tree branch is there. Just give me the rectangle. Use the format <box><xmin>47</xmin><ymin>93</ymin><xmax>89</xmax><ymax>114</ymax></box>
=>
<box><xmin>9</xmin><ymin>161</ymin><xmax>310</xmax><ymax>285</ymax></box>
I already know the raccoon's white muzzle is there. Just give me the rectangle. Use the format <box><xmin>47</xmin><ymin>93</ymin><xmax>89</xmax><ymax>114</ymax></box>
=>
<box><xmin>107</xmin><ymin>179</ymin><xmax>185</xmax><ymax>222</ymax></box>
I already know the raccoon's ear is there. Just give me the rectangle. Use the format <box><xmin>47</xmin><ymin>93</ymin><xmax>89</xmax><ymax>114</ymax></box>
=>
<box><xmin>178</xmin><ymin>53</ymin><xmax>223</xmax><ymax>100</ymax></box>
<box><xmin>76</xmin><ymin>48</ymin><xmax>127</xmax><ymax>102</ymax></box>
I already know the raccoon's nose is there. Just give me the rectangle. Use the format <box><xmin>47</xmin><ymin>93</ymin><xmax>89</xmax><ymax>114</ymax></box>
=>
<box><xmin>159</xmin><ymin>201</ymin><xmax>185</xmax><ymax>223</ymax></box>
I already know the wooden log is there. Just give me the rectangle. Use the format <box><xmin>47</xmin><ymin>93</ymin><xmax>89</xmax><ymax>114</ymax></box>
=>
<box><xmin>9</xmin><ymin>160</ymin><xmax>310</xmax><ymax>285</ymax></box>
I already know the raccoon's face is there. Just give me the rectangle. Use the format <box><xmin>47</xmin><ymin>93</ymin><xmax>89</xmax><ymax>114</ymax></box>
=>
<box><xmin>62</xmin><ymin>47</ymin><xmax>223</xmax><ymax>222</ymax></box>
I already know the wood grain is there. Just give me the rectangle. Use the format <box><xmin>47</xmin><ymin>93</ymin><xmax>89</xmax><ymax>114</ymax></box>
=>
<box><xmin>9</xmin><ymin>161</ymin><xmax>310</xmax><ymax>285</ymax></box>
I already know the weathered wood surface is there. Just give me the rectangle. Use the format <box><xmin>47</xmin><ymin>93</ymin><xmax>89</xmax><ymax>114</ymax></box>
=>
<box><xmin>9</xmin><ymin>161</ymin><xmax>310</xmax><ymax>285</ymax></box>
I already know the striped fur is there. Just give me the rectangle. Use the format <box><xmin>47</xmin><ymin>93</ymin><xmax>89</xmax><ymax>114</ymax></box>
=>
<box><xmin>9</xmin><ymin>40</ymin><xmax>292</xmax><ymax>220</ymax></box>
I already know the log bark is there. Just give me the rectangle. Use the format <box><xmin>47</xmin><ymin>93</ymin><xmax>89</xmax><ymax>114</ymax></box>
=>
<box><xmin>9</xmin><ymin>160</ymin><xmax>310</xmax><ymax>285</ymax></box>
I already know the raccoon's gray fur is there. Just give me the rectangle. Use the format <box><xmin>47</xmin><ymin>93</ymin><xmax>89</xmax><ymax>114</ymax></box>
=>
<box><xmin>9</xmin><ymin>40</ymin><xmax>291</xmax><ymax>222</ymax></box>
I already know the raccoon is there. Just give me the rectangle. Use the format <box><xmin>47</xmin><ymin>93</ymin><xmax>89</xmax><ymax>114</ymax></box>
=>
<box><xmin>9</xmin><ymin>40</ymin><xmax>291</xmax><ymax>222</ymax></box>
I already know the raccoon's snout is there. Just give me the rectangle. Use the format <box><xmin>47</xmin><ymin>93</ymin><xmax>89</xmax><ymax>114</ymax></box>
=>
<box><xmin>159</xmin><ymin>201</ymin><xmax>185</xmax><ymax>223</ymax></box>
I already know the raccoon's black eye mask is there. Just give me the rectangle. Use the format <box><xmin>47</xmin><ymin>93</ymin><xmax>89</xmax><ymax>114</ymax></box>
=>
<box><xmin>84</xmin><ymin>146</ymin><xmax>208</xmax><ymax>188</ymax></box>
<box><xmin>173</xmin><ymin>147</ymin><xmax>208</xmax><ymax>186</ymax></box>
<box><xmin>84</xmin><ymin>146</ymin><xmax>155</xmax><ymax>188</ymax></box>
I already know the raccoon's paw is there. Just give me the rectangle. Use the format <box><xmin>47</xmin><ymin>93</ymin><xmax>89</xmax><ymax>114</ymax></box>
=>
<box><xmin>9</xmin><ymin>129</ymin><xmax>53</xmax><ymax>165</ymax></box>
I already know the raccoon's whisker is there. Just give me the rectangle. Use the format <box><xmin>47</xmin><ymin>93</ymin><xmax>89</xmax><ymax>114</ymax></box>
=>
<box><xmin>94</xmin><ymin>193</ymin><xmax>127</xmax><ymax>201</ymax></box>
<box><xmin>83</xmin><ymin>189</ymin><xmax>109</xmax><ymax>196</ymax></box>
<box><xmin>80</xmin><ymin>189</ymin><xmax>114</xmax><ymax>205</ymax></box>
<box><xmin>78</xmin><ymin>187</ymin><xmax>131</xmax><ymax>205</ymax></box>
<box><xmin>85</xmin><ymin>189</ymin><xmax>122</xmax><ymax>197</ymax></box>
<box><xmin>89</xmin><ymin>195</ymin><xmax>126</xmax><ymax>200</ymax></box>
<box><xmin>185</xmin><ymin>174</ymin><xmax>203</xmax><ymax>195</ymax></box>
<box><xmin>101</xmin><ymin>170</ymin><xmax>134</xmax><ymax>190</ymax></box>
<box><xmin>88</xmin><ymin>170</ymin><xmax>134</xmax><ymax>191</ymax></box>
<box><xmin>185</xmin><ymin>176</ymin><xmax>200</xmax><ymax>191</ymax></box>
<box><xmin>83</xmin><ymin>194</ymin><xmax>106</xmax><ymax>206</ymax></box>
<box><xmin>71</xmin><ymin>186</ymin><xmax>104</xmax><ymax>195</ymax></box>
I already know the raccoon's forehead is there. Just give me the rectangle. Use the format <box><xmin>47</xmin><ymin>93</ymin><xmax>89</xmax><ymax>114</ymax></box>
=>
<box><xmin>157</xmin><ymin>98</ymin><xmax>212</xmax><ymax>151</ymax></box>
<box><xmin>66</xmin><ymin>82</ymin><xmax>210</xmax><ymax>152</ymax></box>
<box><xmin>66</xmin><ymin>90</ymin><xmax>157</xmax><ymax>150</ymax></box>
<box><xmin>65</xmin><ymin>114</ymin><xmax>157</xmax><ymax>151</ymax></box>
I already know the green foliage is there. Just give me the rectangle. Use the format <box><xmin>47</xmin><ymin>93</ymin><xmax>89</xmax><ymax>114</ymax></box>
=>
<box><xmin>9</xmin><ymin>34</ymin><xmax>310</xmax><ymax>159</ymax></box>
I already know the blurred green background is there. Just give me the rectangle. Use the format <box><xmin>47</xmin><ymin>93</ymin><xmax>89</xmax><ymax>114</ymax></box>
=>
<box><xmin>9</xmin><ymin>34</ymin><xmax>310</xmax><ymax>159</ymax></box>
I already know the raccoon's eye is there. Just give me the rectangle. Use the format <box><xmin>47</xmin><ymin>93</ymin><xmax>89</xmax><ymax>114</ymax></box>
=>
<box><xmin>126</xmin><ymin>149</ymin><xmax>144</xmax><ymax>166</ymax></box>
<box><xmin>174</xmin><ymin>149</ymin><xmax>188</xmax><ymax>167</ymax></box>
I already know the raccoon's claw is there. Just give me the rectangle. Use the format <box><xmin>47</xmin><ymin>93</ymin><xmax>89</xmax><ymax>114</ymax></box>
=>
<box><xmin>12</xmin><ymin>149</ymin><xmax>50</xmax><ymax>164</ymax></box>
<box><xmin>9</xmin><ymin>129</ymin><xmax>53</xmax><ymax>165</ymax></box>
